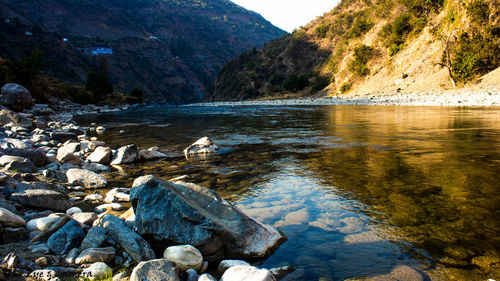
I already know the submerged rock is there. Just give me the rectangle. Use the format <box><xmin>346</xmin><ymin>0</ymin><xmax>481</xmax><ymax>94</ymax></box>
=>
<box><xmin>131</xmin><ymin>175</ymin><xmax>286</xmax><ymax>261</ymax></box>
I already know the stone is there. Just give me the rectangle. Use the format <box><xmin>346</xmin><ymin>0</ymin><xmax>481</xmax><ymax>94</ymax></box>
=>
<box><xmin>2</xmin><ymin>227</ymin><xmax>27</xmax><ymax>243</ymax></box>
<box><xmin>64</xmin><ymin>247</ymin><xmax>81</xmax><ymax>265</ymax></box>
<box><xmin>0</xmin><ymin>155</ymin><xmax>26</xmax><ymax>166</ymax></box>
<box><xmin>344</xmin><ymin>231</ymin><xmax>385</xmax><ymax>244</ymax></box>
<box><xmin>87</xmin><ymin>146</ymin><xmax>112</xmax><ymax>164</ymax></box>
<box><xmin>183</xmin><ymin>137</ymin><xmax>218</xmax><ymax>155</ymax></box>
<box><xmin>47</xmin><ymin>220</ymin><xmax>85</xmax><ymax>255</ymax></box>
<box><xmin>56</xmin><ymin>142</ymin><xmax>81</xmax><ymax>165</ymax></box>
<box><xmin>43</xmin><ymin>169</ymin><xmax>68</xmax><ymax>182</ymax></box>
<box><xmin>11</xmin><ymin>189</ymin><xmax>70</xmax><ymax>211</ymax></box>
<box><xmin>199</xmin><ymin>273</ymin><xmax>217</xmax><ymax>281</ymax></box>
<box><xmin>2</xmin><ymin>148</ymin><xmax>46</xmax><ymax>166</ymax></box>
<box><xmin>131</xmin><ymin>175</ymin><xmax>285</xmax><ymax>261</ymax></box>
<box><xmin>84</xmin><ymin>194</ymin><xmax>103</xmax><ymax>202</ymax></box>
<box><xmin>0</xmin><ymin>138</ymin><xmax>31</xmax><ymax>149</ymax></box>
<box><xmin>66</xmin><ymin>207</ymin><xmax>82</xmax><ymax>216</ymax></box>
<box><xmin>72</xmin><ymin>212</ymin><xmax>98</xmax><ymax>225</ymax></box>
<box><xmin>104</xmin><ymin>188</ymin><xmax>131</xmax><ymax>203</ymax></box>
<box><xmin>32</xmin><ymin>134</ymin><xmax>49</xmax><ymax>143</ymax></box>
<box><xmin>82</xmin><ymin>162</ymin><xmax>111</xmax><ymax>173</ymax></box>
<box><xmin>29</xmin><ymin>269</ymin><xmax>57</xmax><ymax>281</ymax></box>
<box><xmin>221</xmin><ymin>266</ymin><xmax>276</xmax><ymax>281</ymax></box>
<box><xmin>5</xmin><ymin>159</ymin><xmax>37</xmax><ymax>173</ymax></box>
<box><xmin>138</xmin><ymin>147</ymin><xmax>168</xmax><ymax>161</ymax></box>
<box><xmin>27</xmin><ymin>216</ymin><xmax>61</xmax><ymax>232</ymax></box>
<box><xmin>81</xmin><ymin>226</ymin><xmax>107</xmax><ymax>250</ymax></box>
<box><xmin>50</xmin><ymin>132</ymin><xmax>77</xmax><ymax>143</ymax></box>
<box><xmin>35</xmin><ymin>257</ymin><xmax>48</xmax><ymax>266</ymax></box>
<box><xmin>163</xmin><ymin>245</ymin><xmax>203</xmax><ymax>271</ymax></box>
<box><xmin>95</xmin><ymin>203</ymin><xmax>124</xmax><ymax>213</ymax></box>
<box><xmin>269</xmin><ymin>266</ymin><xmax>295</xmax><ymax>280</ymax></box>
<box><xmin>100</xmin><ymin>214</ymin><xmax>155</xmax><ymax>262</ymax></box>
<box><xmin>1</xmin><ymin>83</ymin><xmax>32</xmax><ymax>111</ymax></box>
<box><xmin>76</xmin><ymin>247</ymin><xmax>116</xmax><ymax>264</ymax></box>
<box><xmin>366</xmin><ymin>265</ymin><xmax>424</xmax><ymax>281</ymax></box>
<box><xmin>28</xmin><ymin>243</ymin><xmax>50</xmax><ymax>254</ymax></box>
<box><xmin>66</xmin><ymin>168</ymin><xmax>107</xmax><ymax>189</ymax></box>
<box><xmin>111</xmin><ymin>144</ymin><xmax>138</xmax><ymax>165</ymax></box>
<box><xmin>0</xmin><ymin>109</ymin><xmax>33</xmax><ymax>127</ymax></box>
<box><xmin>80</xmin><ymin>262</ymin><xmax>112</xmax><ymax>280</ymax></box>
<box><xmin>0</xmin><ymin>197</ymin><xmax>17</xmax><ymax>213</ymax></box>
<box><xmin>130</xmin><ymin>259</ymin><xmax>180</xmax><ymax>281</ymax></box>
<box><xmin>24</xmin><ymin>211</ymin><xmax>53</xmax><ymax>222</ymax></box>
<box><xmin>112</xmin><ymin>272</ymin><xmax>129</xmax><ymax>281</ymax></box>
<box><xmin>186</xmin><ymin>269</ymin><xmax>198</xmax><ymax>281</ymax></box>
<box><xmin>96</xmin><ymin>126</ymin><xmax>106</xmax><ymax>134</ymax></box>
<box><xmin>218</xmin><ymin>260</ymin><xmax>250</xmax><ymax>275</ymax></box>
<box><xmin>0</xmin><ymin>207</ymin><xmax>25</xmax><ymax>227</ymax></box>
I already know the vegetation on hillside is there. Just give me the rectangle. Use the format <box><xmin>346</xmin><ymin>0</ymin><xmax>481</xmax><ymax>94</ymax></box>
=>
<box><xmin>210</xmin><ymin>0</ymin><xmax>499</xmax><ymax>101</ymax></box>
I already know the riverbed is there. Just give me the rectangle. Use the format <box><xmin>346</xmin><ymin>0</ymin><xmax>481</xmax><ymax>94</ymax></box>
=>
<box><xmin>76</xmin><ymin>104</ymin><xmax>500</xmax><ymax>280</ymax></box>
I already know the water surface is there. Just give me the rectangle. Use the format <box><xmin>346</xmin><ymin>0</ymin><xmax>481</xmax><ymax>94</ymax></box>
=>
<box><xmin>77</xmin><ymin>105</ymin><xmax>500</xmax><ymax>280</ymax></box>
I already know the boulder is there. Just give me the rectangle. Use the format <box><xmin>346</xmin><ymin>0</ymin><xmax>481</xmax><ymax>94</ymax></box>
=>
<box><xmin>138</xmin><ymin>147</ymin><xmax>168</xmax><ymax>161</ymax></box>
<box><xmin>1</xmin><ymin>83</ymin><xmax>32</xmax><ymax>111</ymax></box>
<box><xmin>80</xmin><ymin>262</ymin><xmax>112</xmax><ymax>280</ymax></box>
<box><xmin>66</xmin><ymin>168</ymin><xmax>107</xmax><ymax>189</ymax></box>
<box><xmin>100</xmin><ymin>214</ymin><xmax>155</xmax><ymax>262</ymax></box>
<box><xmin>0</xmin><ymin>207</ymin><xmax>26</xmax><ymax>227</ymax></box>
<box><xmin>57</xmin><ymin>142</ymin><xmax>81</xmax><ymax>165</ymax></box>
<box><xmin>0</xmin><ymin>109</ymin><xmax>33</xmax><ymax>127</ymax></box>
<box><xmin>221</xmin><ymin>266</ymin><xmax>276</xmax><ymax>281</ymax></box>
<box><xmin>130</xmin><ymin>259</ymin><xmax>180</xmax><ymax>281</ymax></box>
<box><xmin>47</xmin><ymin>220</ymin><xmax>85</xmax><ymax>255</ymax></box>
<box><xmin>86</xmin><ymin>146</ymin><xmax>112</xmax><ymax>164</ymax></box>
<box><xmin>75</xmin><ymin>247</ymin><xmax>116</xmax><ymax>264</ymax></box>
<box><xmin>163</xmin><ymin>245</ymin><xmax>203</xmax><ymax>271</ymax></box>
<box><xmin>131</xmin><ymin>175</ymin><xmax>285</xmax><ymax>261</ymax></box>
<box><xmin>2</xmin><ymin>148</ymin><xmax>46</xmax><ymax>166</ymax></box>
<box><xmin>111</xmin><ymin>144</ymin><xmax>138</xmax><ymax>165</ymax></box>
<box><xmin>183</xmin><ymin>137</ymin><xmax>218</xmax><ymax>155</ymax></box>
<box><xmin>5</xmin><ymin>159</ymin><xmax>37</xmax><ymax>173</ymax></box>
<box><xmin>2</xmin><ymin>227</ymin><xmax>27</xmax><ymax>243</ymax></box>
<box><xmin>80</xmin><ymin>226</ymin><xmax>107</xmax><ymax>250</ymax></box>
<box><xmin>11</xmin><ymin>189</ymin><xmax>70</xmax><ymax>211</ymax></box>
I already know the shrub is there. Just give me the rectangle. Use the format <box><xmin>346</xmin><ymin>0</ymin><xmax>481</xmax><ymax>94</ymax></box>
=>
<box><xmin>340</xmin><ymin>83</ymin><xmax>352</xmax><ymax>93</ymax></box>
<box><xmin>348</xmin><ymin>17</ymin><xmax>374</xmax><ymax>38</ymax></box>
<box><xmin>283</xmin><ymin>74</ymin><xmax>309</xmax><ymax>91</ymax></box>
<box><xmin>389</xmin><ymin>43</ymin><xmax>406</xmax><ymax>56</ymax></box>
<box><xmin>85</xmin><ymin>71</ymin><xmax>114</xmax><ymax>99</ymax></box>
<box><xmin>311</xmin><ymin>76</ymin><xmax>331</xmax><ymax>93</ymax></box>
<box><xmin>349</xmin><ymin>44</ymin><xmax>374</xmax><ymax>76</ymax></box>
<box><xmin>467</xmin><ymin>0</ymin><xmax>490</xmax><ymax>25</ymax></box>
<box><xmin>315</xmin><ymin>24</ymin><xmax>330</xmax><ymax>38</ymax></box>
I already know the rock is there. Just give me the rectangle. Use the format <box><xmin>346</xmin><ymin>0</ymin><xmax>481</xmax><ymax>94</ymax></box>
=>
<box><xmin>76</xmin><ymin>247</ymin><xmax>116</xmax><ymax>264</ymax></box>
<box><xmin>344</xmin><ymin>231</ymin><xmax>385</xmax><ymax>244</ymax></box>
<box><xmin>3</xmin><ymin>252</ymin><xmax>40</xmax><ymax>271</ymax></box>
<box><xmin>163</xmin><ymin>245</ymin><xmax>203</xmax><ymax>271</ymax></box>
<box><xmin>186</xmin><ymin>269</ymin><xmax>198</xmax><ymax>281</ymax></box>
<box><xmin>221</xmin><ymin>266</ymin><xmax>276</xmax><ymax>281</ymax></box>
<box><xmin>0</xmin><ymin>207</ymin><xmax>26</xmax><ymax>227</ymax></box>
<box><xmin>104</xmin><ymin>188</ymin><xmax>131</xmax><ymax>203</ymax></box>
<box><xmin>66</xmin><ymin>168</ymin><xmax>107</xmax><ymax>189</ymax></box>
<box><xmin>0</xmin><ymin>109</ymin><xmax>33</xmax><ymax>127</ymax></box>
<box><xmin>29</xmin><ymin>269</ymin><xmax>57</xmax><ymax>281</ymax></box>
<box><xmin>30</xmin><ymin>215</ymin><xmax>72</xmax><ymax>243</ymax></box>
<box><xmin>471</xmin><ymin>256</ymin><xmax>500</xmax><ymax>270</ymax></box>
<box><xmin>111</xmin><ymin>144</ymin><xmax>138</xmax><ymax>165</ymax></box>
<box><xmin>47</xmin><ymin>220</ymin><xmax>85</xmax><ymax>255</ymax></box>
<box><xmin>11</xmin><ymin>189</ymin><xmax>70</xmax><ymax>211</ymax></box>
<box><xmin>56</xmin><ymin>142</ymin><xmax>81</xmax><ymax>164</ymax></box>
<box><xmin>201</xmin><ymin>261</ymin><xmax>208</xmax><ymax>273</ymax></box>
<box><xmin>138</xmin><ymin>147</ymin><xmax>168</xmax><ymax>161</ymax></box>
<box><xmin>2</xmin><ymin>227</ymin><xmax>27</xmax><ymax>243</ymax></box>
<box><xmin>80</xmin><ymin>262</ymin><xmax>112</xmax><ymax>280</ymax></box>
<box><xmin>1</xmin><ymin>83</ymin><xmax>32</xmax><ymax>111</ymax></box>
<box><xmin>130</xmin><ymin>259</ymin><xmax>180</xmax><ymax>281</ymax></box>
<box><xmin>95</xmin><ymin>203</ymin><xmax>124</xmax><ymax>213</ymax></box>
<box><xmin>82</xmin><ymin>162</ymin><xmax>111</xmax><ymax>173</ymax></box>
<box><xmin>84</xmin><ymin>194</ymin><xmax>103</xmax><ymax>202</ymax></box>
<box><xmin>0</xmin><ymin>197</ymin><xmax>17</xmax><ymax>213</ymax></box>
<box><xmin>50</xmin><ymin>132</ymin><xmax>77</xmax><ymax>143</ymax></box>
<box><xmin>66</xmin><ymin>207</ymin><xmax>82</xmax><ymax>216</ymax></box>
<box><xmin>112</xmin><ymin>272</ymin><xmax>129</xmax><ymax>281</ymax></box>
<box><xmin>64</xmin><ymin>247</ymin><xmax>81</xmax><ymax>265</ymax></box>
<box><xmin>43</xmin><ymin>169</ymin><xmax>68</xmax><ymax>182</ymax></box>
<box><xmin>35</xmin><ymin>257</ymin><xmax>48</xmax><ymax>266</ymax></box>
<box><xmin>28</xmin><ymin>243</ymin><xmax>50</xmax><ymax>255</ymax></box>
<box><xmin>27</xmin><ymin>215</ymin><xmax>61</xmax><ymax>231</ymax></box>
<box><xmin>87</xmin><ymin>146</ymin><xmax>112</xmax><ymax>164</ymax></box>
<box><xmin>2</xmin><ymin>148</ymin><xmax>46</xmax><ymax>166</ymax></box>
<box><xmin>72</xmin><ymin>212</ymin><xmax>98</xmax><ymax>225</ymax></box>
<box><xmin>96</xmin><ymin>126</ymin><xmax>106</xmax><ymax>134</ymax></box>
<box><xmin>5</xmin><ymin>159</ymin><xmax>37</xmax><ymax>173</ymax></box>
<box><xmin>0</xmin><ymin>155</ymin><xmax>26</xmax><ymax>166</ymax></box>
<box><xmin>269</xmin><ymin>266</ymin><xmax>295</xmax><ymax>280</ymax></box>
<box><xmin>183</xmin><ymin>137</ymin><xmax>218</xmax><ymax>155</ymax></box>
<box><xmin>218</xmin><ymin>260</ymin><xmax>250</xmax><ymax>275</ymax></box>
<box><xmin>100</xmin><ymin>214</ymin><xmax>155</xmax><ymax>262</ymax></box>
<box><xmin>199</xmin><ymin>273</ymin><xmax>217</xmax><ymax>281</ymax></box>
<box><xmin>131</xmin><ymin>175</ymin><xmax>285</xmax><ymax>261</ymax></box>
<box><xmin>24</xmin><ymin>211</ymin><xmax>53</xmax><ymax>222</ymax></box>
<box><xmin>366</xmin><ymin>265</ymin><xmax>424</xmax><ymax>281</ymax></box>
<box><xmin>32</xmin><ymin>134</ymin><xmax>49</xmax><ymax>143</ymax></box>
<box><xmin>81</xmin><ymin>226</ymin><xmax>107</xmax><ymax>250</ymax></box>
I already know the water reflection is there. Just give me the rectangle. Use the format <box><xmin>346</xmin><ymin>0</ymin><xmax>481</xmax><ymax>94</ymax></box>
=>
<box><xmin>77</xmin><ymin>105</ymin><xmax>500</xmax><ymax>280</ymax></box>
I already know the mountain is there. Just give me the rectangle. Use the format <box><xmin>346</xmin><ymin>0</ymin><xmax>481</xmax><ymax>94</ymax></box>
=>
<box><xmin>0</xmin><ymin>0</ymin><xmax>285</xmax><ymax>103</ymax></box>
<box><xmin>209</xmin><ymin>0</ymin><xmax>499</xmax><ymax>101</ymax></box>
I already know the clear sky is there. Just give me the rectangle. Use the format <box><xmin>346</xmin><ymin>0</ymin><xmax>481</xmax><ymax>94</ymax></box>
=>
<box><xmin>231</xmin><ymin>0</ymin><xmax>341</xmax><ymax>32</ymax></box>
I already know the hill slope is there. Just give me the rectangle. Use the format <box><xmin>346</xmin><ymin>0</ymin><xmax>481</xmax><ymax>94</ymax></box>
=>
<box><xmin>209</xmin><ymin>0</ymin><xmax>499</xmax><ymax>101</ymax></box>
<box><xmin>0</xmin><ymin>0</ymin><xmax>285</xmax><ymax>103</ymax></box>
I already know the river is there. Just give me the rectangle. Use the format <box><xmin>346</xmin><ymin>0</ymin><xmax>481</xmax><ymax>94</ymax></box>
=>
<box><xmin>76</xmin><ymin>104</ymin><xmax>500</xmax><ymax>281</ymax></box>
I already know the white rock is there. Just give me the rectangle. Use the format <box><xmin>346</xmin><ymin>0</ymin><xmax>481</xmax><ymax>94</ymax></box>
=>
<box><xmin>183</xmin><ymin>137</ymin><xmax>218</xmax><ymax>155</ymax></box>
<box><xmin>80</xmin><ymin>262</ymin><xmax>112</xmax><ymax>280</ymax></box>
<box><xmin>27</xmin><ymin>216</ymin><xmax>61</xmax><ymax>232</ymax></box>
<box><xmin>198</xmin><ymin>273</ymin><xmax>217</xmax><ymax>281</ymax></box>
<box><xmin>104</xmin><ymin>188</ymin><xmax>131</xmax><ymax>203</ymax></box>
<box><xmin>0</xmin><ymin>207</ymin><xmax>26</xmax><ymax>227</ymax></box>
<box><xmin>0</xmin><ymin>155</ymin><xmax>26</xmax><ymax>166</ymax></box>
<box><xmin>96</xmin><ymin>126</ymin><xmax>106</xmax><ymax>134</ymax></box>
<box><xmin>57</xmin><ymin>142</ymin><xmax>81</xmax><ymax>164</ymax></box>
<box><xmin>218</xmin><ymin>260</ymin><xmax>250</xmax><ymax>275</ymax></box>
<box><xmin>95</xmin><ymin>203</ymin><xmax>124</xmax><ymax>213</ymax></box>
<box><xmin>84</xmin><ymin>194</ymin><xmax>103</xmax><ymax>202</ymax></box>
<box><xmin>66</xmin><ymin>168</ymin><xmax>107</xmax><ymax>189</ymax></box>
<box><xmin>66</xmin><ymin>207</ymin><xmax>82</xmax><ymax>216</ymax></box>
<box><xmin>163</xmin><ymin>245</ymin><xmax>203</xmax><ymax>271</ymax></box>
<box><xmin>221</xmin><ymin>266</ymin><xmax>276</xmax><ymax>281</ymax></box>
<box><xmin>86</xmin><ymin>146</ymin><xmax>112</xmax><ymax>164</ymax></box>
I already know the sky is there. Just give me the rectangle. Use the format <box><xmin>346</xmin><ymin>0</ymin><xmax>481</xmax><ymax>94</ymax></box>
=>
<box><xmin>231</xmin><ymin>0</ymin><xmax>341</xmax><ymax>32</ymax></box>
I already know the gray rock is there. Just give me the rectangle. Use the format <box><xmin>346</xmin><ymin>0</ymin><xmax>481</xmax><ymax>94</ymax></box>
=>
<box><xmin>163</xmin><ymin>245</ymin><xmax>203</xmax><ymax>271</ymax></box>
<box><xmin>57</xmin><ymin>142</ymin><xmax>81</xmax><ymax>165</ymax></box>
<box><xmin>104</xmin><ymin>188</ymin><xmax>131</xmax><ymax>203</ymax></box>
<box><xmin>130</xmin><ymin>259</ymin><xmax>180</xmax><ymax>281</ymax></box>
<box><xmin>65</xmin><ymin>247</ymin><xmax>81</xmax><ymax>265</ymax></box>
<box><xmin>2</xmin><ymin>227</ymin><xmax>27</xmax><ymax>243</ymax></box>
<box><xmin>86</xmin><ymin>146</ymin><xmax>112</xmax><ymax>164</ymax></box>
<box><xmin>75</xmin><ymin>247</ymin><xmax>116</xmax><ymax>264</ymax></box>
<box><xmin>218</xmin><ymin>260</ymin><xmax>250</xmax><ymax>275</ymax></box>
<box><xmin>0</xmin><ymin>197</ymin><xmax>17</xmax><ymax>213</ymax></box>
<box><xmin>1</xmin><ymin>83</ymin><xmax>32</xmax><ymax>111</ymax></box>
<box><xmin>0</xmin><ymin>109</ymin><xmax>33</xmax><ymax>127</ymax></box>
<box><xmin>5</xmin><ymin>159</ymin><xmax>37</xmax><ymax>173</ymax></box>
<box><xmin>186</xmin><ymin>269</ymin><xmax>198</xmax><ymax>281</ymax></box>
<box><xmin>27</xmin><ymin>215</ymin><xmax>61</xmax><ymax>231</ymax></box>
<box><xmin>23</xmin><ymin>210</ymin><xmax>53</xmax><ymax>222</ymax></box>
<box><xmin>2</xmin><ymin>148</ymin><xmax>46</xmax><ymax>166</ymax></box>
<box><xmin>183</xmin><ymin>137</ymin><xmax>218</xmax><ymax>155</ymax></box>
<box><xmin>269</xmin><ymin>266</ymin><xmax>295</xmax><ymax>280</ymax></box>
<box><xmin>95</xmin><ymin>203</ymin><xmax>124</xmax><ymax>213</ymax></box>
<box><xmin>100</xmin><ymin>214</ymin><xmax>155</xmax><ymax>262</ymax></box>
<box><xmin>198</xmin><ymin>273</ymin><xmax>217</xmax><ymax>281</ymax></box>
<box><xmin>72</xmin><ymin>212</ymin><xmax>98</xmax><ymax>226</ymax></box>
<box><xmin>111</xmin><ymin>144</ymin><xmax>138</xmax><ymax>165</ymax></box>
<box><xmin>81</xmin><ymin>226</ymin><xmax>107</xmax><ymax>250</ymax></box>
<box><xmin>28</xmin><ymin>243</ymin><xmax>50</xmax><ymax>255</ymax></box>
<box><xmin>131</xmin><ymin>175</ymin><xmax>286</xmax><ymax>261</ymax></box>
<box><xmin>0</xmin><ymin>207</ymin><xmax>25</xmax><ymax>227</ymax></box>
<box><xmin>138</xmin><ymin>147</ymin><xmax>168</xmax><ymax>161</ymax></box>
<box><xmin>221</xmin><ymin>265</ymin><xmax>276</xmax><ymax>281</ymax></box>
<box><xmin>43</xmin><ymin>169</ymin><xmax>68</xmax><ymax>182</ymax></box>
<box><xmin>0</xmin><ymin>155</ymin><xmax>27</xmax><ymax>166</ymax></box>
<box><xmin>66</xmin><ymin>168</ymin><xmax>107</xmax><ymax>189</ymax></box>
<box><xmin>47</xmin><ymin>220</ymin><xmax>85</xmax><ymax>255</ymax></box>
<box><xmin>11</xmin><ymin>189</ymin><xmax>70</xmax><ymax>211</ymax></box>
<box><xmin>82</xmin><ymin>162</ymin><xmax>111</xmax><ymax>173</ymax></box>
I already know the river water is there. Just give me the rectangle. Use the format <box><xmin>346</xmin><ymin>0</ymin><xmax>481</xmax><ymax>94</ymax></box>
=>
<box><xmin>76</xmin><ymin>104</ymin><xmax>500</xmax><ymax>281</ymax></box>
